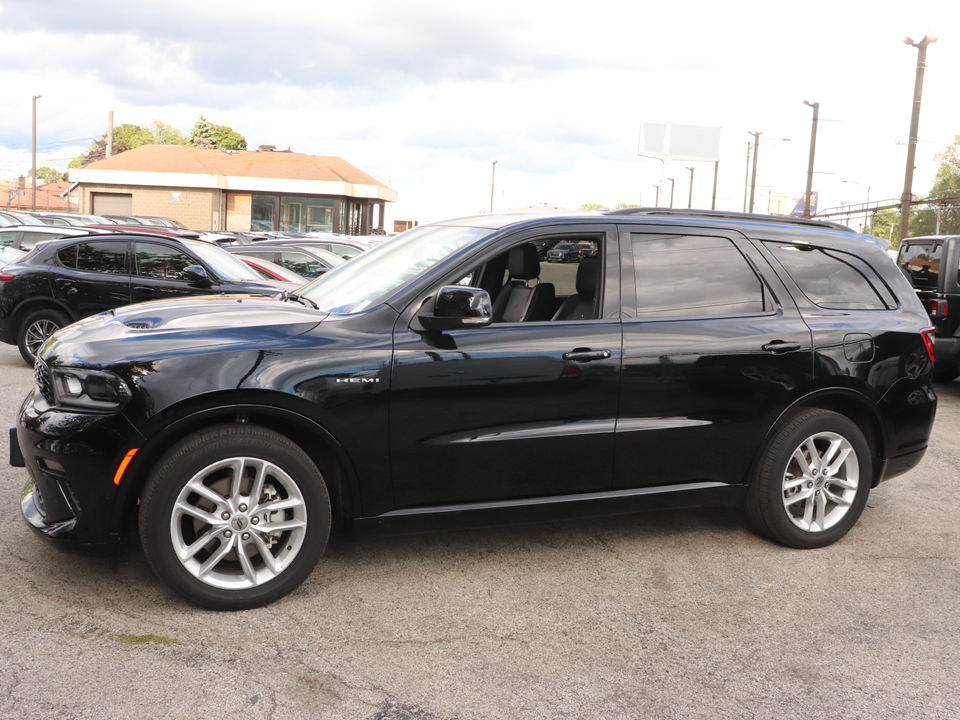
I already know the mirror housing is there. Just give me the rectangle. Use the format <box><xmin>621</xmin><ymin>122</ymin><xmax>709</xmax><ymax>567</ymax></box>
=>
<box><xmin>419</xmin><ymin>286</ymin><xmax>492</xmax><ymax>331</ymax></box>
<box><xmin>182</xmin><ymin>265</ymin><xmax>212</xmax><ymax>286</ymax></box>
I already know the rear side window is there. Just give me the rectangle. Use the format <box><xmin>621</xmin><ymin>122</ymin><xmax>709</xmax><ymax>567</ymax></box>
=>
<box><xmin>765</xmin><ymin>242</ymin><xmax>895</xmax><ymax>310</ymax></box>
<box><xmin>20</xmin><ymin>231</ymin><xmax>62</xmax><ymax>250</ymax></box>
<box><xmin>75</xmin><ymin>241</ymin><xmax>127</xmax><ymax>275</ymax></box>
<box><xmin>631</xmin><ymin>234</ymin><xmax>768</xmax><ymax>318</ymax></box>
<box><xmin>898</xmin><ymin>241</ymin><xmax>941</xmax><ymax>290</ymax></box>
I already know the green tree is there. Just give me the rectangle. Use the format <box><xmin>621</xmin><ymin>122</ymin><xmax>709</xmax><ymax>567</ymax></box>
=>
<box><xmin>209</xmin><ymin>123</ymin><xmax>247</xmax><ymax>151</ymax></box>
<box><xmin>911</xmin><ymin>135</ymin><xmax>960</xmax><ymax>237</ymax></box>
<box><xmin>614</xmin><ymin>202</ymin><xmax>640</xmax><ymax>210</ymax></box>
<box><xmin>148</xmin><ymin>120</ymin><xmax>186</xmax><ymax>146</ymax></box>
<box><xmin>579</xmin><ymin>202</ymin><xmax>607</xmax><ymax>211</ymax></box>
<box><xmin>870</xmin><ymin>208</ymin><xmax>901</xmax><ymax>248</ymax></box>
<box><xmin>28</xmin><ymin>167</ymin><xmax>64</xmax><ymax>183</ymax></box>
<box><xmin>188</xmin><ymin>115</ymin><xmax>217</xmax><ymax>149</ymax></box>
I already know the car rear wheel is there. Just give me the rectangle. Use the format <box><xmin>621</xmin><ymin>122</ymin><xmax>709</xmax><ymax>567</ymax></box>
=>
<box><xmin>746</xmin><ymin>409</ymin><xmax>871</xmax><ymax>549</ymax></box>
<box><xmin>17</xmin><ymin>308</ymin><xmax>68</xmax><ymax>366</ymax></box>
<box><xmin>139</xmin><ymin>424</ymin><xmax>331</xmax><ymax>610</ymax></box>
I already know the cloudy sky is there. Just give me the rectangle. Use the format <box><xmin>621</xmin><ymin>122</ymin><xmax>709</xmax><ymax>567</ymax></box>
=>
<box><xmin>1</xmin><ymin>0</ymin><xmax>957</xmax><ymax>229</ymax></box>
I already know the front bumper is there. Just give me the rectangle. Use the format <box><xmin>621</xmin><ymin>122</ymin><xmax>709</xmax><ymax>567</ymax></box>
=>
<box><xmin>15</xmin><ymin>387</ymin><xmax>139</xmax><ymax>549</ymax></box>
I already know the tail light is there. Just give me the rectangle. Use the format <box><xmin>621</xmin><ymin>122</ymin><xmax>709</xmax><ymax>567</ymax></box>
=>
<box><xmin>0</xmin><ymin>274</ymin><xmax>14</xmax><ymax>282</ymax></box>
<box><xmin>930</xmin><ymin>300</ymin><xmax>948</xmax><ymax>318</ymax></box>
<box><xmin>921</xmin><ymin>328</ymin><xmax>935</xmax><ymax>364</ymax></box>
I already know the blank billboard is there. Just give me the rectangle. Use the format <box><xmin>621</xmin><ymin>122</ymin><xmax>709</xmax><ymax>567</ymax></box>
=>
<box><xmin>639</xmin><ymin>123</ymin><xmax>722</xmax><ymax>162</ymax></box>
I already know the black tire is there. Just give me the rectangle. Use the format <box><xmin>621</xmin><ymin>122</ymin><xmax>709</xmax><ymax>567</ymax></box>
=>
<box><xmin>933</xmin><ymin>362</ymin><xmax>960</xmax><ymax>384</ymax></box>
<box><xmin>17</xmin><ymin>308</ymin><xmax>69</xmax><ymax>366</ymax></box>
<box><xmin>746</xmin><ymin>409</ymin><xmax>872</xmax><ymax>549</ymax></box>
<box><xmin>139</xmin><ymin>424</ymin><xmax>331</xmax><ymax>610</ymax></box>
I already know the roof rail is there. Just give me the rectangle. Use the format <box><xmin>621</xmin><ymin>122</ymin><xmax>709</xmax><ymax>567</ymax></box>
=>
<box><xmin>603</xmin><ymin>207</ymin><xmax>851</xmax><ymax>232</ymax></box>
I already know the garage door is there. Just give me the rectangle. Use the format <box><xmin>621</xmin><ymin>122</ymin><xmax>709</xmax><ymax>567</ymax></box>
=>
<box><xmin>91</xmin><ymin>193</ymin><xmax>133</xmax><ymax>216</ymax></box>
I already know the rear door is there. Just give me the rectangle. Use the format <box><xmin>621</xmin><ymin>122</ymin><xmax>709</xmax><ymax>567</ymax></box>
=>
<box><xmin>614</xmin><ymin>225</ymin><xmax>814</xmax><ymax>490</ymax></box>
<box><xmin>52</xmin><ymin>239</ymin><xmax>132</xmax><ymax>316</ymax></box>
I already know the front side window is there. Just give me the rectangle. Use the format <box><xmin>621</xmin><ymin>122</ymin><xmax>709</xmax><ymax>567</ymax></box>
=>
<box><xmin>632</xmin><ymin>234</ymin><xmax>767</xmax><ymax>318</ymax></box>
<box><xmin>135</xmin><ymin>242</ymin><xmax>195</xmax><ymax>280</ymax></box>
<box><xmin>766</xmin><ymin>242</ymin><xmax>895</xmax><ymax>310</ymax></box>
<box><xmin>75</xmin><ymin>241</ymin><xmax>127</xmax><ymax>274</ymax></box>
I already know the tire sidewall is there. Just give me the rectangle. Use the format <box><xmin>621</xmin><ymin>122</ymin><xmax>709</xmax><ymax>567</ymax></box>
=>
<box><xmin>750</xmin><ymin>410</ymin><xmax>873</xmax><ymax>549</ymax></box>
<box><xmin>18</xmin><ymin>308</ymin><xmax>68</xmax><ymax>366</ymax></box>
<box><xmin>139</xmin><ymin>424</ymin><xmax>331</xmax><ymax>610</ymax></box>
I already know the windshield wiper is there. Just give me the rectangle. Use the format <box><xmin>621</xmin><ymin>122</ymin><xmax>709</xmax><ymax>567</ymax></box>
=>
<box><xmin>279</xmin><ymin>290</ymin><xmax>319</xmax><ymax>310</ymax></box>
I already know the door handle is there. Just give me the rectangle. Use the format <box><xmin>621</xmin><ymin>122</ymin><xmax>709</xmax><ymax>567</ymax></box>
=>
<box><xmin>562</xmin><ymin>349</ymin><xmax>611</xmax><ymax>362</ymax></box>
<box><xmin>762</xmin><ymin>341</ymin><xmax>802</xmax><ymax>354</ymax></box>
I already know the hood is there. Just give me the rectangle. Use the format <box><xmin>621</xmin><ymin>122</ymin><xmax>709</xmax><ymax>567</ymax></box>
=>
<box><xmin>42</xmin><ymin>295</ymin><xmax>327</xmax><ymax>366</ymax></box>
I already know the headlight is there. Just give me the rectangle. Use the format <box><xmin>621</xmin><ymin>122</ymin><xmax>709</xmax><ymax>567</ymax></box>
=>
<box><xmin>50</xmin><ymin>367</ymin><xmax>131</xmax><ymax>410</ymax></box>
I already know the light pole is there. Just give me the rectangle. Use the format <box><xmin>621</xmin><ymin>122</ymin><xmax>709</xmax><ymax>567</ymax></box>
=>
<box><xmin>803</xmin><ymin>100</ymin><xmax>819</xmax><ymax>218</ymax></box>
<box><xmin>899</xmin><ymin>33</ymin><xmax>937</xmax><ymax>242</ymax></box>
<box><xmin>842</xmin><ymin>180</ymin><xmax>871</xmax><ymax>233</ymax></box>
<box><xmin>668</xmin><ymin>178</ymin><xmax>676</xmax><ymax>208</ymax></box>
<box><xmin>653</xmin><ymin>184</ymin><xmax>660</xmax><ymax>207</ymax></box>
<box><xmin>686</xmin><ymin>166</ymin><xmax>695</xmax><ymax>209</ymax></box>
<box><xmin>31</xmin><ymin>94</ymin><xmax>41</xmax><ymax>211</ymax></box>
<box><xmin>748</xmin><ymin>131</ymin><xmax>762</xmax><ymax>213</ymax></box>
<box><xmin>489</xmin><ymin>160</ymin><xmax>497</xmax><ymax>214</ymax></box>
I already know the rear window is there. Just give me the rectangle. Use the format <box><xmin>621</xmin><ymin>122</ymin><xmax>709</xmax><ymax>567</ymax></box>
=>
<box><xmin>766</xmin><ymin>242</ymin><xmax>896</xmax><ymax>310</ymax></box>
<box><xmin>898</xmin><ymin>241</ymin><xmax>941</xmax><ymax>290</ymax></box>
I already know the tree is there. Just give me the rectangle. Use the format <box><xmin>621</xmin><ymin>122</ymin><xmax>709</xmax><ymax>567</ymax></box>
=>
<box><xmin>910</xmin><ymin>135</ymin><xmax>960</xmax><ymax>237</ymax></box>
<box><xmin>870</xmin><ymin>209</ymin><xmax>901</xmax><ymax>248</ymax></box>
<box><xmin>209</xmin><ymin>123</ymin><xmax>247</xmax><ymax>151</ymax></box>
<box><xmin>188</xmin><ymin>115</ymin><xmax>217</xmax><ymax>149</ymax></box>
<box><xmin>614</xmin><ymin>202</ymin><xmax>640</xmax><ymax>210</ymax></box>
<box><xmin>579</xmin><ymin>202</ymin><xmax>607</xmax><ymax>211</ymax></box>
<box><xmin>148</xmin><ymin>120</ymin><xmax>186</xmax><ymax>146</ymax></box>
<box><xmin>29</xmin><ymin>167</ymin><xmax>64</xmax><ymax>183</ymax></box>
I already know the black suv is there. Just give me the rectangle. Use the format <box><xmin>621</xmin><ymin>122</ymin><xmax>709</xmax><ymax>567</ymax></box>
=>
<box><xmin>13</xmin><ymin>210</ymin><xmax>937</xmax><ymax>609</ymax></box>
<box><xmin>0</xmin><ymin>233</ymin><xmax>288</xmax><ymax>365</ymax></box>
<box><xmin>897</xmin><ymin>235</ymin><xmax>960</xmax><ymax>382</ymax></box>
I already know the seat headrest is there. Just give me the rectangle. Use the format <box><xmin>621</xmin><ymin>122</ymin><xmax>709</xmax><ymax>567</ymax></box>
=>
<box><xmin>576</xmin><ymin>257</ymin><xmax>600</xmax><ymax>299</ymax></box>
<box><xmin>508</xmin><ymin>243</ymin><xmax>540</xmax><ymax>280</ymax></box>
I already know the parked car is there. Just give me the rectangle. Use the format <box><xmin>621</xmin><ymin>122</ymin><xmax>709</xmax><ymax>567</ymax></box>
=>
<box><xmin>237</xmin><ymin>255</ymin><xmax>308</xmax><ymax>285</ymax></box>
<box><xmin>86</xmin><ymin>224</ymin><xmax>201</xmax><ymax>239</ymax></box>
<box><xmin>32</xmin><ymin>212</ymin><xmax>113</xmax><ymax>227</ymax></box>
<box><xmin>253</xmin><ymin>237</ymin><xmax>368</xmax><ymax>260</ymax></box>
<box><xmin>0</xmin><ymin>225</ymin><xmax>114</xmax><ymax>252</ymax></box>
<box><xmin>546</xmin><ymin>241</ymin><xmax>586</xmax><ymax>263</ymax></box>
<box><xmin>0</xmin><ymin>233</ymin><xmax>287</xmax><ymax>365</ymax></box>
<box><xmin>0</xmin><ymin>246</ymin><xmax>25</xmax><ymax>266</ymax></box>
<box><xmin>13</xmin><ymin>208</ymin><xmax>936</xmax><ymax>610</ymax></box>
<box><xmin>0</xmin><ymin>210</ymin><xmax>46</xmax><ymax>227</ymax></box>
<box><xmin>228</xmin><ymin>245</ymin><xmax>344</xmax><ymax>278</ymax></box>
<box><xmin>897</xmin><ymin>234</ymin><xmax>960</xmax><ymax>381</ymax></box>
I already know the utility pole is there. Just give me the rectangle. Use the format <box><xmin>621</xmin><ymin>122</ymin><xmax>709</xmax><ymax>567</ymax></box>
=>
<box><xmin>31</xmin><ymin>95</ymin><xmax>42</xmax><ymax>211</ymax></box>
<box><xmin>489</xmin><ymin>160</ymin><xmax>497</xmax><ymax>213</ymax></box>
<box><xmin>747</xmin><ymin>131</ymin><xmax>762</xmax><ymax>213</ymax></box>
<box><xmin>803</xmin><ymin>100</ymin><xmax>819</xmax><ymax>218</ymax></box>
<box><xmin>686</xmin><ymin>166</ymin><xmax>695</xmax><ymax>209</ymax></box>
<box><xmin>653</xmin><ymin>184</ymin><xmax>660</xmax><ymax>206</ymax></box>
<box><xmin>899</xmin><ymin>34</ymin><xmax>937</xmax><ymax>243</ymax></box>
<box><xmin>106</xmin><ymin>110</ymin><xmax>114</xmax><ymax>158</ymax></box>
<box><xmin>668</xmin><ymin>178</ymin><xmax>676</xmax><ymax>208</ymax></box>
<box><xmin>711</xmin><ymin>161</ymin><xmax>719</xmax><ymax>210</ymax></box>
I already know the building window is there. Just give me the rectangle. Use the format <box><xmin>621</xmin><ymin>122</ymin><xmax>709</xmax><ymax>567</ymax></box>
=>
<box><xmin>279</xmin><ymin>196</ymin><xmax>334</xmax><ymax>233</ymax></box>
<box><xmin>252</xmin><ymin>195</ymin><xmax>275</xmax><ymax>232</ymax></box>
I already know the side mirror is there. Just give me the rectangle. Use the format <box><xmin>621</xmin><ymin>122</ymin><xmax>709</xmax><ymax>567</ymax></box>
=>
<box><xmin>419</xmin><ymin>286</ymin><xmax>492</xmax><ymax>331</ymax></box>
<box><xmin>182</xmin><ymin>265</ymin><xmax>212</xmax><ymax>285</ymax></box>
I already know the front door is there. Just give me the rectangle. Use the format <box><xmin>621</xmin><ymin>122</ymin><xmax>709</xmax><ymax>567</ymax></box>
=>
<box><xmin>130</xmin><ymin>240</ymin><xmax>220</xmax><ymax>304</ymax></box>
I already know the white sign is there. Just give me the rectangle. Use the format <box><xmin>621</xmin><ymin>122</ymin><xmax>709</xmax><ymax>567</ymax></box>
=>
<box><xmin>638</xmin><ymin>122</ymin><xmax>722</xmax><ymax>162</ymax></box>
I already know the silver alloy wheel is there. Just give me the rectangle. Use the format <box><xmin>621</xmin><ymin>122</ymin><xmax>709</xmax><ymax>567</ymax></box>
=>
<box><xmin>782</xmin><ymin>431</ymin><xmax>859</xmax><ymax>532</ymax></box>
<box><xmin>24</xmin><ymin>319</ymin><xmax>60</xmax><ymax>358</ymax></box>
<box><xmin>170</xmin><ymin>457</ymin><xmax>308</xmax><ymax>590</ymax></box>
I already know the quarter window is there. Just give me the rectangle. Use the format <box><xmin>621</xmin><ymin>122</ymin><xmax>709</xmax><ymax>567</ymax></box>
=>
<box><xmin>631</xmin><ymin>234</ymin><xmax>767</xmax><ymax>318</ymax></box>
<box><xmin>765</xmin><ymin>242</ymin><xmax>895</xmax><ymax>310</ymax></box>
<box><xmin>75</xmin><ymin>241</ymin><xmax>127</xmax><ymax>274</ymax></box>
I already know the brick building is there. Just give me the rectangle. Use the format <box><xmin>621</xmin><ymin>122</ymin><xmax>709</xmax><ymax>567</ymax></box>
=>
<box><xmin>68</xmin><ymin>145</ymin><xmax>397</xmax><ymax>234</ymax></box>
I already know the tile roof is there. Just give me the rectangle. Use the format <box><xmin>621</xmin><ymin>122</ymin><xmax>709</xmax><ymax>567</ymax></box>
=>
<box><xmin>81</xmin><ymin>145</ymin><xmax>390</xmax><ymax>188</ymax></box>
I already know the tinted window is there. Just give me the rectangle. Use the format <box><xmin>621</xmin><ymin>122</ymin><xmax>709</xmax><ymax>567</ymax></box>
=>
<box><xmin>632</xmin><ymin>234</ymin><xmax>767</xmax><ymax>318</ymax></box>
<box><xmin>76</xmin><ymin>241</ymin><xmax>127</xmax><ymax>274</ymax></box>
<box><xmin>57</xmin><ymin>244</ymin><xmax>77</xmax><ymax>268</ymax></box>
<box><xmin>898</xmin><ymin>241</ymin><xmax>941</xmax><ymax>290</ymax></box>
<box><xmin>135</xmin><ymin>242</ymin><xmax>195</xmax><ymax>279</ymax></box>
<box><xmin>766</xmin><ymin>242</ymin><xmax>894</xmax><ymax>310</ymax></box>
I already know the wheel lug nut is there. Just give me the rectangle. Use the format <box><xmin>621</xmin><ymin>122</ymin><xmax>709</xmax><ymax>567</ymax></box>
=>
<box><xmin>241</xmin><ymin>532</ymin><xmax>250</xmax><ymax>541</ymax></box>
<box><xmin>239</xmin><ymin>503</ymin><xmax>247</xmax><ymax>512</ymax></box>
<box><xmin>221</xmin><ymin>511</ymin><xmax>230</xmax><ymax>520</ymax></box>
<box><xmin>251</xmin><ymin>517</ymin><xmax>259</xmax><ymax>525</ymax></box>
<box><xmin>224</xmin><ymin>530</ymin><xmax>233</xmax><ymax>538</ymax></box>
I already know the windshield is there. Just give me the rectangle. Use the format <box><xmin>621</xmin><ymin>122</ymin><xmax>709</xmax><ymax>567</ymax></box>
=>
<box><xmin>300</xmin><ymin>224</ymin><xmax>492</xmax><ymax>313</ymax></box>
<box><xmin>182</xmin><ymin>239</ymin><xmax>265</xmax><ymax>282</ymax></box>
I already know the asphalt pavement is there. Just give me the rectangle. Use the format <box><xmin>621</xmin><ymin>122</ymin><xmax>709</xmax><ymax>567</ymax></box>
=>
<box><xmin>1</xmin><ymin>341</ymin><xmax>959</xmax><ymax>719</ymax></box>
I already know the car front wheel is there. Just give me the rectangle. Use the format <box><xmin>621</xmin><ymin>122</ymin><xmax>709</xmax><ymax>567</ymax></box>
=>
<box><xmin>139</xmin><ymin>424</ymin><xmax>331</xmax><ymax>610</ymax></box>
<box><xmin>746</xmin><ymin>409</ymin><xmax>871</xmax><ymax>549</ymax></box>
<box><xmin>17</xmin><ymin>308</ymin><xmax>68</xmax><ymax>366</ymax></box>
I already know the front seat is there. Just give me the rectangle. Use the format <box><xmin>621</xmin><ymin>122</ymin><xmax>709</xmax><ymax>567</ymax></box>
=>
<box><xmin>552</xmin><ymin>257</ymin><xmax>600</xmax><ymax>321</ymax></box>
<box><xmin>491</xmin><ymin>243</ymin><xmax>555</xmax><ymax>322</ymax></box>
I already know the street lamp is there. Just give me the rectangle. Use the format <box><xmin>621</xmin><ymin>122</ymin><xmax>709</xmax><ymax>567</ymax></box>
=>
<box><xmin>802</xmin><ymin>100</ymin><xmax>819</xmax><ymax>218</ymax></box>
<box><xmin>652</xmin><ymin>184</ymin><xmax>660</xmax><ymax>207</ymax></box>
<box><xmin>843</xmin><ymin>180</ymin><xmax>872</xmax><ymax>233</ymax></box>
<box><xmin>686</xmin><ymin>166</ymin><xmax>695</xmax><ymax>209</ymax></box>
<box><xmin>489</xmin><ymin>160</ymin><xmax>497</xmax><ymax>214</ymax></box>
<box><xmin>899</xmin><ymin>33</ymin><xmax>938</xmax><ymax>242</ymax></box>
<box><xmin>31</xmin><ymin>94</ymin><xmax>41</xmax><ymax>211</ymax></box>
<box><xmin>668</xmin><ymin>178</ymin><xmax>676</xmax><ymax>208</ymax></box>
<box><xmin>744</xmin><ymin>135</ymin><xmax>790</xmax><ymax>213</ymax></box>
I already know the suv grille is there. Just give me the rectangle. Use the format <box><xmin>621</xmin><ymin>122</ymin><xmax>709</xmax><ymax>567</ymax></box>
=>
<box><xmin>35</xmin><ymin>361</ymin><xmax>55</xmax><ymax>405</ymax></box>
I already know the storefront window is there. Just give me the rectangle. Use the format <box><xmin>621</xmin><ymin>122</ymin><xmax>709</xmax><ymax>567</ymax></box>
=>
<box><xmin>251</xmin><ymin>195</ymin><xmax>275</xmax><ymax>232</ymax></box>
<box><xmin>280</xmin><ymin>196</ymin><xmax>334</xmax><ymax>233</ymax></box>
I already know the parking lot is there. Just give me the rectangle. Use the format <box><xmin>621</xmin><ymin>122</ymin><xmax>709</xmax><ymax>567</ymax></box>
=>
<box><xmin>2</xmin><ymin>340</ymin><xmax>959</xmax><ymax>720</ymax></box>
